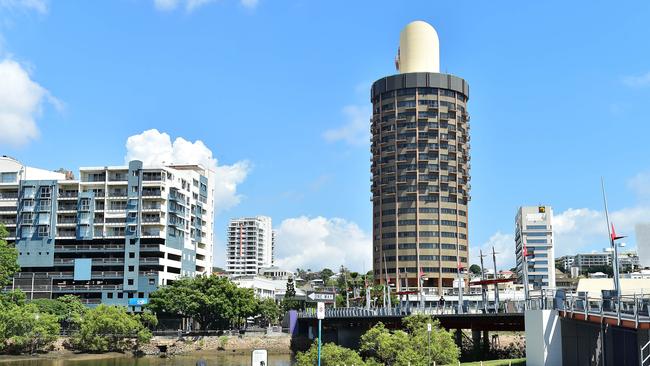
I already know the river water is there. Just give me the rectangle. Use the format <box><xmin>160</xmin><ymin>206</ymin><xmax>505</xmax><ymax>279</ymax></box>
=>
<box><xmin>0</xmin><ymin>353</ymin><xmax>295</xmax><ymax>366</ymax></box>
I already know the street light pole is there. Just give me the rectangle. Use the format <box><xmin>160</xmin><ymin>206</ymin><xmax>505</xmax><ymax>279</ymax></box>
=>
<box><xmin>601</xmin><ymin>178</ymin><xmax>622</xmax><ymax>297</ymax></box>
<box><xmin>479</xmin><ymin>249</ymin><xmax>487</xmax><ymax>313</ymax></box>
<box><xmin>492</xmin><ymin>247</ymin><xmax>500</xmax><ymax>311</ymax></box>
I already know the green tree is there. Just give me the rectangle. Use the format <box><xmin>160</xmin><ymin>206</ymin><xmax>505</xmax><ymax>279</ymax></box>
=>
<box><xmin>31</xmin><ymin>295</ymin><xmax>87</xmax><ymax>331</ymax></box>
<box><xmin>360</xmin><ymin>315</ymin><xmax>459</xmax><ymax>365</ymax></box>
<box><xmin>282</xmin><ymin>277</ymin><xmax>301</xmax><ymax>311</ymax></box>
<box><xmin>0</xmin><ymin>289</ymin><xmax>26</xmax><ymax>309</ymax></box>
<box><xmin>0</xmin><ymin>224</ymin><xmax>19</xmax><ymax>287</ymax></box>
<box><xmin>72</xmin><ymin>304</ymin><xmax>151</xmax><ymax>352</ymax></box>
<box><xmin>296</xmin><ymin>341</ymin><xmax>366</xmax><ymax>366</ymax></box>
<box><xmin>148</xmin><ymin>275</ymin><xmax>257</xmax><ymax>329</ymax></box>
<box><xmin>257</xmin><ymin>298</ymin><xmax>281</xmax><ymax>326</ymax></box>
<box><xmin>469</xmin><ymin>264</ymin><xmax>482</xmax><ymax>276</ymax></box>
<box><xmin>0</xmin><ymin>303</ymin><xmax>60</xmax><ymax>354</ymax></box>
<box><xmin>320</xmin><ymin>268</ymin><xmax>334</xmax><ymax>283</ymax></box>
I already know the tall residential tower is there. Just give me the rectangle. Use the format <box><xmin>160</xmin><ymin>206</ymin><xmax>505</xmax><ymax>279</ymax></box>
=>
<box><xmin>226</xmin><ymin>216</ymin><xmax>275</xmax><ymax>277</ymax></box>
<box><xmin>515</xmin><ymin>205</ymin><xmax>555</xmax><ymax>290</ymax></box>
<box><xmin>371</xmin><ymin>21</ymin><xmax>471</xmax><ymax>292</ymax></box>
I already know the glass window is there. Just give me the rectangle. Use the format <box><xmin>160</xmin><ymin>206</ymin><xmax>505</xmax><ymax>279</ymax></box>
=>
<box><xmin>39</xmin><ymin>186</ymin><xmax>51</xmax><ymax>199</ymax></box>
<box><xmin>1</xmin><ymin>172</ymin><xmax>17</xmax><ymax>183</ymax></box>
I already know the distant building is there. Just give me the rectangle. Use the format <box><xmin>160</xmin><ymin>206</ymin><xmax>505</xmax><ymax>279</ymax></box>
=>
<box><xmin>515</xmin><ymin>205</ymin><xmax>555</xmax><ymax>290</ymax></box>
<box><xmin>258</xmin><ymin>266</ymin><xmax>293</xmax><ymax>280</ymax></box>
<box><xmin>556</xmin><ymin>255</ymin><xmax>575</xmax><ymax>272</ymax></box>
<box><xmin>637</xmin><ymin>223</ymin><xmax>650</xmax><ymax>268</ymax></box>
<box><xmin>556</xmin><ymin>249</ymin><xmax>639</xmax><ymax>274</ymax></box>
<box><xmin>575</xmin><ymin>252</ymin><xmax>611</xmax><ymax>268</ymax></box>
<box><xmin>226</xmin><ymin>216</ymin><xmax>275</xmax><ymax>276</ymax></box>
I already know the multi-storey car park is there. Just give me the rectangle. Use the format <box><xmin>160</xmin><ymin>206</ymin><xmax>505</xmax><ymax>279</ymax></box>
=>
<box><xmin>0</xmin><ymin>156</ymin><xmax>214</xmax><ymax>310</ymax></box>
<box><xmin>371</xmin><ymin>21</ymin><xmax>471</xmax><ymax>294</ymax></box>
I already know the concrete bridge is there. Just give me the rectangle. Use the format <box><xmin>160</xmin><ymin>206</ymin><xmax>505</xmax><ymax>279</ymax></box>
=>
<box><xmin>293</xmin><ymin>304</ymin><xmax>525</xmax><ymax>354</ymax></box>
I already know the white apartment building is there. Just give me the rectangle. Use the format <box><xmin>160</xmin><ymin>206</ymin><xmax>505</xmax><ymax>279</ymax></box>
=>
<box><xmin>515</xmin><ymin>205</ymin><xmax>555</xmax><ymax>290</ymax></box>
<box><xmin>0</xmin><ymin>156</ymin><xmax>215</xmax><ymax>308</ymax></box>
<box><xmin>226</xmin><ymin>216</ymin><xmax>275</xmax><ymax>276</ymax></box>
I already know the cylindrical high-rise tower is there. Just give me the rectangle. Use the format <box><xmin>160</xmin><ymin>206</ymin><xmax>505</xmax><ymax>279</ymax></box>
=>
<box><xmin>371</xmin><ymin>21</ymin><xmax>471</xmax><ymax>294</ymax></box>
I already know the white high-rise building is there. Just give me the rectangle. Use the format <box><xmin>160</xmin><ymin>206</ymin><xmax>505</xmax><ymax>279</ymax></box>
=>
<box><xmin>515</xmin><ymin>205</ymin><xmax>555</xmax><ymax>290</ymax></box>
<box><xmin>636</xmin><ymin>223</ymin><xmax>650</xmax><ymax>269</ymax></box>
<box><xmin>226</xmin><ymin>216</ymin><xmax>274</xmax><ymax>276</ymax></box>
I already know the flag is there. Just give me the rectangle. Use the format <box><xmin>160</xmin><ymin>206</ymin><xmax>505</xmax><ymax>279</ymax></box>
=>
<box><xmin>611</xmin><ymin>223</ymin><xmax>626</xmax><ymax>241</ymax></box>
<box><xmin>523</xmin><ymin>245</ymin><xmax>528</xmax><ymax>258</ymax></box>
<box><xmin>419</xmin><ymin>267</ymin><xmax>425</xmax><ymax>278</ymax></box>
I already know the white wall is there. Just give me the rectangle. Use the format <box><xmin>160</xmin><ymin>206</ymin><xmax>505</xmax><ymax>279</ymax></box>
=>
<box><xmin>525</xmin><ymin>310</ymin><xmax>563</xmax><ymax>366</ymax></box>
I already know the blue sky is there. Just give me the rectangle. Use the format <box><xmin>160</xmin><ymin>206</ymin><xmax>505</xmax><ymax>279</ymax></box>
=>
<box><xmin>1</xmin><ymin>0</ymin><xmax>650</xmax><ymax>271</ymax></box>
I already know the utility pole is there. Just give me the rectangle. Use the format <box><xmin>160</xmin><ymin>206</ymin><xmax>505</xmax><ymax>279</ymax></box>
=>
<box><xmin>492</xmin><ymin>246</ymin><xmax>500</xmax><ymax>311</ymax></box>
<box><xmin>602</xmin><ymin>178</ymin><xmax>622</xmax><ymax>298</ymax></box>
<box><xmin>479</xmin><ymin>250</ymin><xmax>487</xmax><ymax>313</ymax></box>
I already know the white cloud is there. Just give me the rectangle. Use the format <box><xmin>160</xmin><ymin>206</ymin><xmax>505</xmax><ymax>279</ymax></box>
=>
<box><xmin>274</xmin><ymin>216</ymin><xmax>372</xmax><ymax>272</ymax></box>
<box><xmin>628</xmin><ymin>171</ymin><xmax>650</xmax><ymax>200</ymax></box>
<box><xmin>623</xmin><ymin>72</ymin><xmax>650</xmax><ymax>87</ymax></box>
<box><xmin>124</xmin><ymin>129</ymin><xmax>251</xmax><ymax>213</ymax></box>
<box><xmin>239</xmin><ymin>0</ymin><xmax>258</xmax><ymax>9</ymax></box>
<box><xmin>152</xmin><ymin>0</ymin><xmax>258</xmax><ymax>12</ymax></box>
<box><xmin>0</xmin><ymin>0</ymin><xmax>48</xmax><ymax>14</ymax></box>
<box><xmin>153</xmin><ymin>0</ymin><xmax>179</xmax><ymax>11</ymax></box>
<box><xmin>476</xmin><ymin>232</ymin><xmax>516</xmax><ymax>271</ymax></box>
<box><xmin>0</xmin><ymin>59</ymin><xmax>60</xmax><ymax>147</ymax></box>
<box><xmin>323</xmin><ymin>104</ymin><xmax>371</xmax><ymax>147</ymax></box>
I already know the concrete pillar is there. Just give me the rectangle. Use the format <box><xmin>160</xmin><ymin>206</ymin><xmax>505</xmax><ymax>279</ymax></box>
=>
<box><xmin>455</xmin><ymin>329</ymin><xmax>463</xmax><ymax>349</ymax></box>
<box><xmin>472</xmin><ymin>330</ymin><xmax>481</xmax><ymax>356</ymax></box>
<box><xmin>525</xmin><ymin>310</ymin><xmax>563</xmax><ymax>366</ymax></box>
<box><xmin>482</xmin><ymin>330</ymin><xmax>490</xmax><ymax>355</ymax></box>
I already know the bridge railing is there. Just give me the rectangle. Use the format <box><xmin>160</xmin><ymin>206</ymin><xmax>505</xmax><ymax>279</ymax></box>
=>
<box><xmin>528</xmin><ymin>292</ymin><xmax>650</xmax><ymax>325</ymax></box>
<box><xmin>297</xmin><ymin>300</ymin><xmax>528</xmax><ymax>319</ymax></box>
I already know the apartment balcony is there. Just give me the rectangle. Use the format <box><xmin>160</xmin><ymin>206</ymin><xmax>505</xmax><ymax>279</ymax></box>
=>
<box><xmin>54</xmin><ymin>258</ymin><xmax>125</xmax><ymax>266</ymax></box>
<box><xmin>54</xmin><ymin>244</ymin><xmax>124</xmax><ymax>252</ymax></box>
<box><xmin>52</xmin><ymin>284</ymin><xmax>123</xmax><ymax>293</ymax></box>
<box><xmin>140</xmin><ymin>244</ymin><xmax>164</xmax><ymax>252</ymax></box>
<box><xmin>142</xmin><ymin>189</ymin><xmax>162</xmax><ymax>197</ymax></box>
<box><xmin>141</xmin><ymin>229</ymin><xmax>162</xmax><ymax>238</ymax></box>
<box><xmin>57</xmin><ymin>191</ymin><xmax>78</xmax><ymax>200</ymax></box>
<box><xmin>0</xmin><ymin>218</ymin><xmax>15</xmax><ymax>226</ymax></box>
<box><xmin>12</xmin><ymin>271</ymin><xmax>125</xmax><ymax>279</ymax></box>
<box><xmin>142</xmin><ymin>216</ymin><xmax>163</xmax><ymax>225</ymax></box>
<box><xmin>57</xmin><ymin>204</ymin><xmax>77</xmax><ymax>212</ymax></box>
<box><xmin>0</xmin><ymin>192</ymin><xmax>18</xmax><ymax>200</ymax></box>
<box><xmin>107</xmin><ymin>190</ymin><xmax>128</xmax><ymax>198</ymax></box>
<box><xmin>56</xmin><ymin>230</ymin><xmax>76</xmax><ymax>238</ymax></box>
<box><xmin>139</xmin><ymin>257</ymin><xmax>164</xmax><ymax>265</ymax></box>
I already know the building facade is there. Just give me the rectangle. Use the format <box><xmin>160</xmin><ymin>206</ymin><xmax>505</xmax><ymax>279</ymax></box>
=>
<box><xmin>556</xmin><ymin>249</ymin><xmax>639</xmax><ymax>274</ymax></box>
<box><xmin>0</xmin><ymin>156</ymin><xmax>215</xmax><ymax>309</ymax></box>
<box><xmin>636</xmin><ymin>223</ymin><xmax>650</xmax><ymax>269</ymax></box>
<box><xmin>226</xmin><ymin>216</ymin><xmax>274</xmax><ymax>277</ymax></box>
<box><xmin>371</xmin><ymin>21</ymin><xmax>471</xmax><ymax>293</ymax></box>
<box><xmin>515</xmin><ymin>205</ymin><xmax>555</xmax><ymax>290</ymax></box>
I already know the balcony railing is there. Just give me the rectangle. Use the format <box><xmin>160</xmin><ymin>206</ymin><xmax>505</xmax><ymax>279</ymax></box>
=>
<box><xmin>52</xmin><ymin>284</ymin><xmax>123</xmax><ymax>292</ymax></box>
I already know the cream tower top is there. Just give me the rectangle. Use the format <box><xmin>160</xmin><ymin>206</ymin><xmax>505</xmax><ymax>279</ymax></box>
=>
<box><xmin>396</xmin><ymin>21</ymin><xmax>440</xmax><ymax>73</ymax></box>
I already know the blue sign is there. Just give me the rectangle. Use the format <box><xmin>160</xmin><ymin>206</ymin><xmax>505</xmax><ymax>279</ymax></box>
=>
<box><xmin>128</xmin><ymin>298</ymin><xmax>149</xmax><ymax>306</ymax></box>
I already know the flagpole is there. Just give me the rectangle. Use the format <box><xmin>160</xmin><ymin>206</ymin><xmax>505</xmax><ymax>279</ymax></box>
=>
<box><xmin>601</xmin><ymin>177</ymin><xmax>621</xmax><ymax>297</ymax></box>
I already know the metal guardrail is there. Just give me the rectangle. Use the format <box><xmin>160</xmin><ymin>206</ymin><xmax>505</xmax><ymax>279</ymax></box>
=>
<box><xmin>528</xmin><ymin>292</ymin><xmax>650</xmax><ymax>326</ymax></box>
<box><xmin>297</xmin><ymin>301</ymin><xmax>527</xmax><ymax>319</ymax></box>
